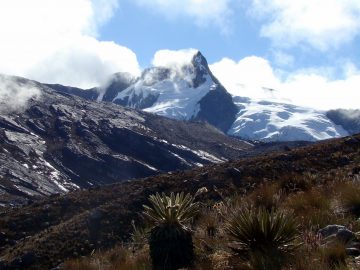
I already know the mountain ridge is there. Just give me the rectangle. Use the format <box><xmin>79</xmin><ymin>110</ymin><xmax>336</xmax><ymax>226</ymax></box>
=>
<box><xmin>0</xmin><ymin>74</ymin><xmax>252</xmax><ymax>206</ymax></box>
<box><xmin>43</xmin><ymin>51</ymin><xmax>357</xmax><ymax>142</ymax></box>
<box><xmin>0</xmin><ymin>132</ymin><xmax>359</xmax><ymax>269</ymax></box>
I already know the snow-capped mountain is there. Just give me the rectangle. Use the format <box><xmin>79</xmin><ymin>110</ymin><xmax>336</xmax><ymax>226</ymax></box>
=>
<box><xmin>0</xmin><ymin>75</ymin><xmax>252</xmax><ymax>205</ymax></box>
<box><xmin>111</xmin><ymin>52</ymin><xmax>238</xmax><ymax>133</ymax></box>
<box><xmin>47</xmin><ymin>51</ymin><xmax>355</xmax><ymax>142</ymax></box>
<box><xmin>229</xmin><ymin>97</ymin><xmax>348</xmax><ymax>141</ymax></box>
<box><xmin>100</xmin><ymin>72</ymin><xmax>137</xmax><ymax>102</ymax></box>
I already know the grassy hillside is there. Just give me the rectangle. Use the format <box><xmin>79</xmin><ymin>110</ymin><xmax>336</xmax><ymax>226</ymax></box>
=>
<box><xmin>0</xmin><ymin>134</ymin><xmax>360</xmax><ymax>269</ymax></box>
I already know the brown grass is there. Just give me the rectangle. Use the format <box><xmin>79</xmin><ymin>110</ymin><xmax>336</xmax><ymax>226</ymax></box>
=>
<box><xmin>1</xmin><ymin>134</ymin><xmax>360</xmax><ymax>269</ymax></box>
<box><xmin>339</xmin><ymin>182</ymin><xmax>360</xmax><ymax>216</ymax></box>
<box><xmin>62</xmin><ymin>245</ymin><xmax>151</xmax><ymax>270</ymax></box>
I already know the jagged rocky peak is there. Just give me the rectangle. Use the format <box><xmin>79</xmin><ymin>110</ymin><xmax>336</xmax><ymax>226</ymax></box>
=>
<box><xmin>190</xmin><ymin>51</ymin><xmax>218</xmax><ymax>87</ymax></box>
<box><xmin>110</xmin><ymin>50</ymin><xmax>238</xmax><ymax>133</ymax></box>
<box><xmin>109</xmin><ymin>72</ymin><xmax>137</xmax><ymax>85</ymax></box>
<box><xmin>101</xmin><ymin>72</ymin><xmax>138</xmax><ymax>102</ymax></box>
<box><xmin>140</xmin><ymin>67</ymin><xmax>172</xmax><ymax>86</ymax></box>
<box><xmin>138</xmin><ymin>50</ymin><xmax>215</xmax><ymax>88</ymax></box>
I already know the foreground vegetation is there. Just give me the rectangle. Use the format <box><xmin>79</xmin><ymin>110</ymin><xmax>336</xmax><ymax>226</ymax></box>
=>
<box><xmin>64</xmin><ymin>174</ymin><xmax>360</xmax><ymax>269</ymax></box>
<box><xmin>1</xmin><ymin>135</ymin><xmax>360</xmax><ymax>269</ymax></box>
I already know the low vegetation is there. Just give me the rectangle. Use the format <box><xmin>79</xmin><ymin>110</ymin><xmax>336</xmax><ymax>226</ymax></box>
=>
<box><xmin>1</xmin><ymin>135</ymin><xmax>360</xmax><ymax>269</ymax></box>
<box><xmin>143</xmin><ymin>192</ymin><xmax>199</xmax><ymax>269</ymax></box>
<box><xmin>64</xmin><ymin>177</ymin><xmax>360</xmax><ymax>269</ymax></box>
<box><xmin>226</xmin><ymin>207</ymin><xmax>299</xmax><ymax>270</ymax></box>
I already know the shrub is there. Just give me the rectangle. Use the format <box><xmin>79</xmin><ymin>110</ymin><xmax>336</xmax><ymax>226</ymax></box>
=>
<box><xmin>279</xmin><ymin>173</ymin><xmax>314</xmax><ymax>193</ymax></box>
<box><xmin>197</xmin><ymin>208</ymin><xmax>221</xmax><ymax>238</ymax></box>
<box><xmin>226</xmin><ymin>207</ymin><xmax>300</xmax><ymax>270</ymax></box>
<box><xmin>290</xmin><ymin>247</ymin><xmax>347</xmax><ymax>270</ymax></box>
<box><xmin>143</xmin><ymin>192</ymin><xmax>199</xmax><ymax>270</ymax></box>
<box><xmin>339</xmin><ymin>182</ymin><xmax>360</xmax><ymax>217</ymax></box>
<box><xmin>320</xmin><ymin>243</ymin><xmax>347</xmax><ymax>269</ymax></box>
<box><xmin>285</xmin><ymin>189</ymin><xmax>333</xmax><ymax>230</ymax></box>
<box><xmin>248</xmin><ymin>183</ymin><xmax>283</xmax><ymax>211</ymax></box>
<box><xmin>62</xmin><ymin>245</ymin><xmax>151</xmax><ymax>270</ymax></box>
<box><xmin>130</xmin><ymin>220</ymin><xmax>149</xmax><ymax>251</ymax></box>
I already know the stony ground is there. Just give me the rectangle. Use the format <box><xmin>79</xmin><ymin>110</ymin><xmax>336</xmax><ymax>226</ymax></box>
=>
<box><xmin>0</xmin><ymin>133</ymin><xmax>359</xmax><ymax>269</ymax></box>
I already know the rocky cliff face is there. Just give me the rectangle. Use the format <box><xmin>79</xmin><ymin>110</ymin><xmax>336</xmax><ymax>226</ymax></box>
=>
<box><xmin>0</xmin><ymin>75</ymin><xmax>251</xmax><ymax>206</ymax></box>
<box><xmin>327</xmin><ymin>109</ymin><xmax>360</xmax><ymax>135</ymax></box>
<box><xmin>111</xmin><ymin>51</ymin><xmax>238</xmax><ymax>133</ymax></box>
<box><xmin>101</xmin><ymin>72</ymin><xmax>137</xmax><ymax>102</ymax></box>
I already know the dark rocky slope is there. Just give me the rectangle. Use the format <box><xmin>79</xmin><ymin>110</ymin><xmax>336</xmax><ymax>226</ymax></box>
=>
<box><xmin>48</xmin><ymin>52</ymin><xmax>239</xmax><ymax>134</ymax></box>
<box><xmin>0</xmin><ymin>133</ymin><xmax>359</xmax><ymax>269</ymax></box>
<box><xmin>327</xmin><ymin>109</ymin><xmax>360</xmax><ymax>135</ymax></box>
<box><xmin>0</xmin><ymin>75</ymin><xmax>252</xmax><ymax>206</ymax></box>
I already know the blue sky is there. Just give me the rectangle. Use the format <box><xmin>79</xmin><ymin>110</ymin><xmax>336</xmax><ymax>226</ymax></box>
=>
<box><xmin>100</xmin><ymin>0</ymin><xmax>359</xmax><ymax>73</ymax></box>
<box><xmin>0</xmin><ymin>0</ymin><xmax>359</xmax><ymax>109</ymax></box>
<box><xmin>100</xmin><ymin>1</ymin><xmax>267</xmax><ymax>68</ymax></box>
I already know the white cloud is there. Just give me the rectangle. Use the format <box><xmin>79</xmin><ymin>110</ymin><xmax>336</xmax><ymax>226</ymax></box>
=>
<box><xmin>0</xmin><ymin>75</ymin><xmax>41</xmax><ymax>112</ymax></box>
<box><xmin>271</xmin><ymin>50</ymin><xmax>294</xmax><ymax>67</ymax></box>
<box><xmin>27</xmin><ymin>37</ymin><xmax>140</xmax><ymax>89</ymax></box>
<box><xmin>152</xmin><ymin>49</ymin><xmax>199</xmax><ymax>70</ymax></box>
<box><xmin>89</xmin><ymin>0</ymin><xmax>119</xmax><ymax>34</ymax></box>
<box><xmin>210</xmin><ymin>56</ymin><xmax>360</xmax><ymax>110</ymax></box>
<box><xmin>210</xmin><ymin>56</ymin><xmax>281</xmax><ymax>99</ymax></box>
<box><xmin>0</xmin><ymin>0</ymin><xmax>140</xmax><ymax>88</ymax></box>
<box><xmin>134</xmin><ymin>0</ymin><xmax>233</xmax><ymax>32</ymax></box>
<box><xmin>250</xmin><ymin>0</ymin><xmax>360</xmax><ymax>51</ymax></box>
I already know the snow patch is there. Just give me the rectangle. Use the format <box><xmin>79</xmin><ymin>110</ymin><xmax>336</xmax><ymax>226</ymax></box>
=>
<box><xmin>52</xmin><ymin>179</ymin><xmax>68</xmax><ymax>192</ymax></box>
<box><xmin>229</xmin><ymin>98</ymin><xmax>349</xmax><ymax>141</ymax></box>
<box><xmin>192</xmin><ymin>150</ymin><xmax>225</xmax><ymax>163</ymax></box>
<box><xmin>168</xmin><ymin>151</ymin><xmax>193</xmax><ymax>166</ymax></box>
<box><xmin>134</xmin><ymin>159</ymin><xmax>158</xmax><ymax>171</ymax></box>
<box><xmin>115</xmin><ymin>72</ymin><xmax>214</xmax><ymax>121</ymax></box>
<box><xmin>171</xmin><ymin>143</ymin><xmax>225</xmax><ymax>163</ymax></box>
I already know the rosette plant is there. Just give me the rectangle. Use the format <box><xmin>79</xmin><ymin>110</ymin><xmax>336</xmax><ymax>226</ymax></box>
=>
<box><xmin>143</xmin><ymin>192</ymin><xmax>199</xmax><ymax>270</ymax></box>
<box><xmin>226</xmin><ymin>207</ymin><xmax>300</xmax><ymax>270</ymax></box>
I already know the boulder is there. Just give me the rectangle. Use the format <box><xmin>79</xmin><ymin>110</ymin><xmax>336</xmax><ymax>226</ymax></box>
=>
<box><xmin>318</xmin><ymin>225</ymin><xmax>346</xmax><ymax>238</ymax></box>
<box><xmin>346</xmin><ymin>247</ymin><xmax>360</xmax><ymax>257</ymax></box>
<box><xmin>336</xmin><ymin>228</ymin><xmax>355</xmax><ymax>243</ymax></box>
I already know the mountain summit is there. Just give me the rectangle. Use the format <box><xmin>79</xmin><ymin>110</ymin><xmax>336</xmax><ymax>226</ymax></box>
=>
<box><xmin>111</xmin><ymin>51</ymin><xmax>238</xmax><ymax>132</ymax></box>
<box><xmin>45</xmin><ymin>51</ymin><xmax>356</xmax><ymax>142</ymax></box>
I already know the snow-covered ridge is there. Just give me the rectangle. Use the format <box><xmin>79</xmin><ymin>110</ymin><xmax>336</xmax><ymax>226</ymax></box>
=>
<box><xmin>113</xmin><ymin>51</ymin><xmax>219</xmax><ymax>120</ymax></box>
<box><xmin>109</xmin><ymin>51</ymin><xmax>350</xmax><ymax>142</ymax></box>
<box><xmin>229</xmin><ymin>97</ymin><xmax>348</xmax><ymax>141</ymax></box>
<box><xmin>47</xmin><ymin>50</ymin><xmax>354</xmax><ymax>142</ymax></box>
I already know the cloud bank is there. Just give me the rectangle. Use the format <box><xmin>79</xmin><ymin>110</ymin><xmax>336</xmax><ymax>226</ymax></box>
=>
<box><xmin>0</xmin><ymin>0</ymin><xmax>140</xmax><ymax>89</ymax></box>
<box><xmin>0</xmin><ymin>75</ymin><xmax>41</xmax><ymax>112</ymax></box>
<box><xmin>152</xmin><ymin>49</ymin><xmax>199</xmax><ymax>70</ymax></box>
<box><xmin>149</xmin><ymin>48</ymin><xmax>360</xmax><ymax>110</ymax></box>
<box><xmin>131</xmin><ymin>1</ymin><xmax>360</xmax><ymax>51</ymax></box>
<box><xmin>210</xmin><ymin>56</ymin><xmax>360</xmax><ymax>110</ymax></box>
<box><xmin>249</xmin><ymin>0</ymin><xmax>360</xmax><ymax>51</ymax></box>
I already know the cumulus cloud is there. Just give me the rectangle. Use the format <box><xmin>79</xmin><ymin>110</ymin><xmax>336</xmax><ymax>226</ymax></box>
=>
<box><xmin>210</xmin><ymin>56</ymin><xmax>360</xmax><ymax>110</ymax></box>
<box><xmin>249</xmin><ymin>0</ymin><xmax>360</xmax><ymax>51</ymax></box>
<box><xmin>27</xmin><ymin>37</ymin><xmax>140</xmax><ymax>89</ymax></box>
<box><xmin>89</xmin><ymin>0</ymin><xmax>119</xmax><ymax>34</ymax></box>
<box><xmin>0</xmin><ymin>0</ymin><xmax>140</xmax><ymax>89</ymax></box>
<box><xmin>0</xmin><ymin>75</ymin><xmax>41</xmax><ymax>112</ymax></box>
<box><xmin>134</xmin><ymin>0</ymin><xmax>233</xmax><ymax>33</ymax></box>
<box><xmin>152</xmin><ymin>49</ymin><xmax>199</xmax><ymax>70</ymax></box>
<box><xmin>210</xmin><ymin>56</ymin><xmax>282</xmax><ymax>99</ymax></box>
